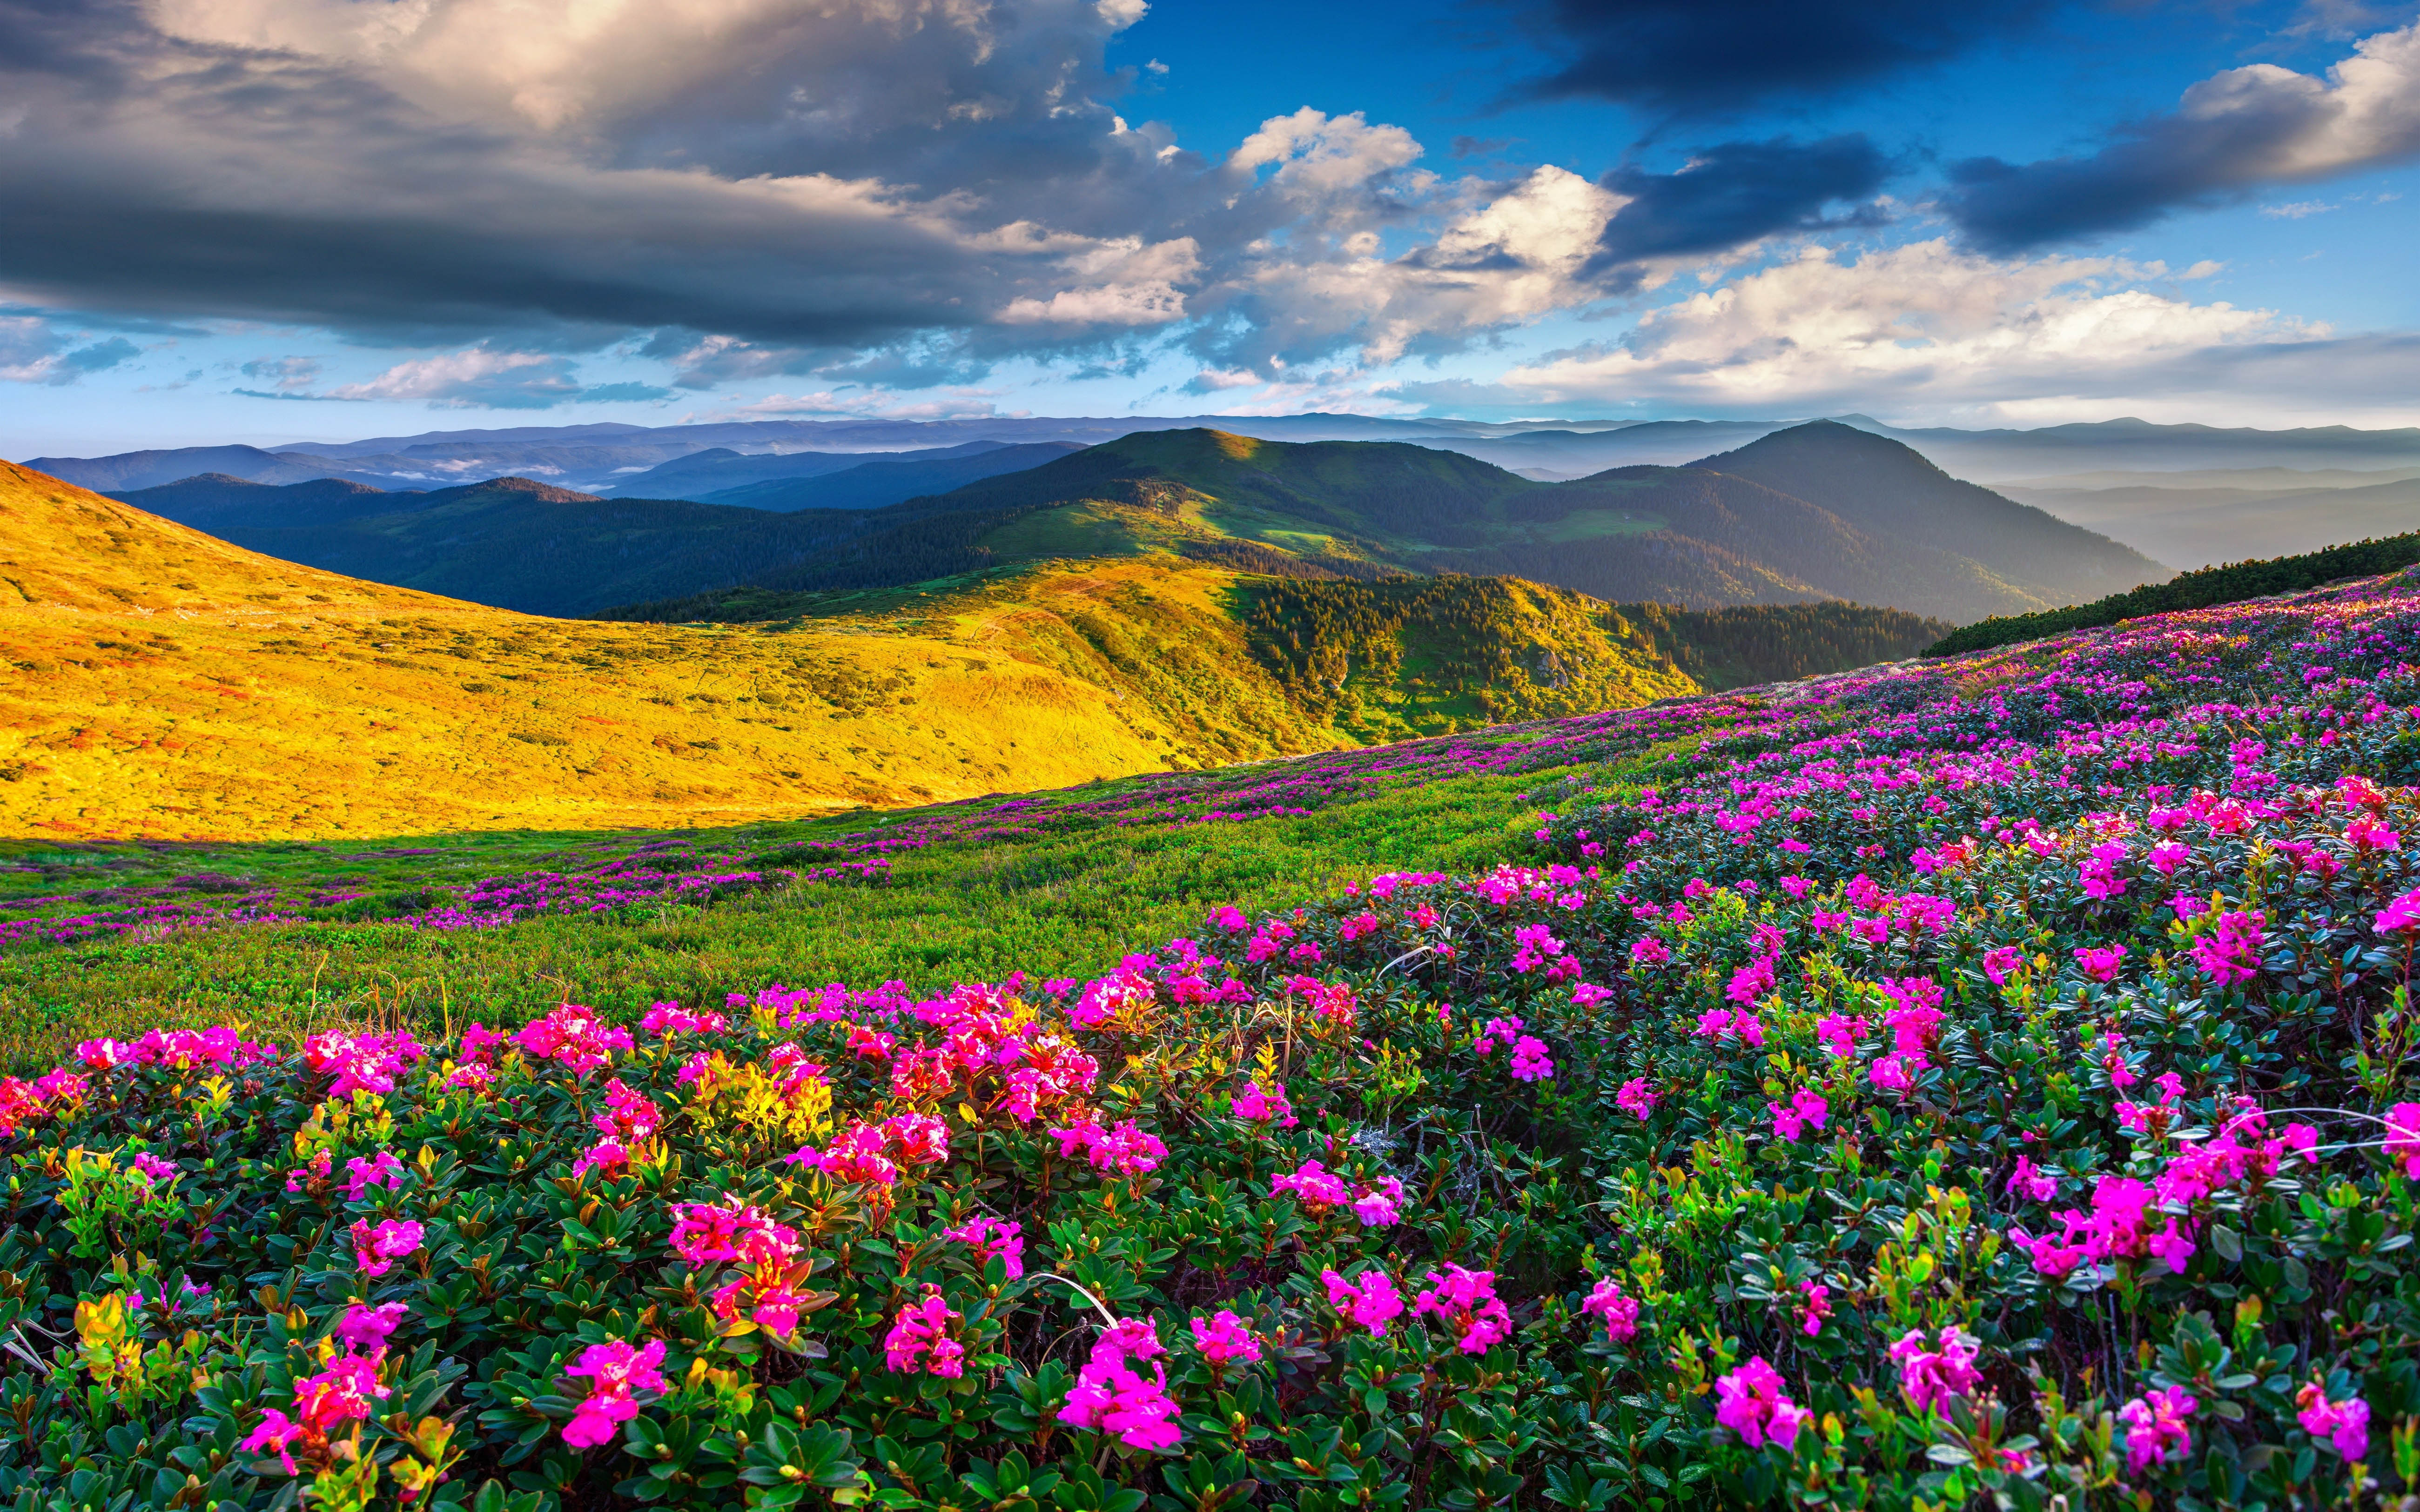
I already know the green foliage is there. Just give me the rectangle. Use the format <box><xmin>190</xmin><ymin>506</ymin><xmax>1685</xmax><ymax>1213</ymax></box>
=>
<box><xmin>1927</xmin><ymin>533</ymin><xmax>2420</xmax><ymax>656</ymax></box>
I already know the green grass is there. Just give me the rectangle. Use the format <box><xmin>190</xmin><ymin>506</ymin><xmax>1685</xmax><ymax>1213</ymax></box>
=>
<box><xmin>0</xmin><ymin>762</ymin><xmax>1617</xmax><ymax>1070</ymax></box>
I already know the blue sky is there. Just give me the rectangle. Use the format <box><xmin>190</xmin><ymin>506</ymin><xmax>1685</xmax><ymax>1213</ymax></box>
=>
<box><xmin>3</xmin><ymin>0</ymin><xmax>2417</xmax><ymax>455</ymax></box>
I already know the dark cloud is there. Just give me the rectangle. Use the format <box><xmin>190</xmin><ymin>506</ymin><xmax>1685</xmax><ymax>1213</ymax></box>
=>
<box><xmin>1943</xmin><ymin>22</ymin><xmax>2420</xmax><ymax>251</ymax></box>
<box><xmin>1509</xmin><ymin>0</ymin><xmax>2050</xmax><ymax>115</ymax></box>
<box><xmin>1594</xmin><ymin>134</ymin><xmax>1893</xmax><ymax>267</ymax></box>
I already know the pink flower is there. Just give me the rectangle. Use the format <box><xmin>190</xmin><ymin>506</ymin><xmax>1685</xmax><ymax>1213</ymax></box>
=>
<box><xmin>1796</xmin><ymin>1281</ymin><xmax>1831</xmax><ymax>1338</ymax></box>
<box><xmin>883</xmin><ymin>1286</ymin><xmax>967</xmax><ymax>1378</ymax></box>
<box><xmin>1411</xmin><ymin>1264</ymin><xmax>1511</xmax><ymax>1355</ymax></box>
<box><xmin>1582</xmin><ymin>1278</ymin><xmax>1639</xmax><ymax>1343</ymax></box>
<box><xmin>1049</xmin><ymin>1118</ymin><xmax>1168</xmax><ymax>1177</ymax></box>
<box><xmin>1888</xmin><ymin>1327</ymin><xmax>1984</xmax><ymax>1415</ymax></box>
<box><xmin>1509</xmin><ymin>1036</ymin><xmax>1555</xmax><ymax>1082</ymax></box>
<box><xmin>1058</xmin><ymin>1318</ymin><xmax>1184</xmax><ymax>1452</ymax></box>
<box><xmin>2385</xmin><ymin>1103</ymin><xmax>2420</xmax><ymax>1177</ymax></box>
<box><xmin>2296</xmin><ymin>1381</ymin><xmax>2372</xmax><ymax>1460</ymax></box>
<box><xmin>1615</xmin><ymin>1078</ymin><xmax>1659</xmax><ymax>1120</ymax></box>
<box><xmin>667</xmin><ymin>1199</ymin><xmax>801</xmax><ymax>1267</ymax></box>
<box><xmin>941</xmin><ymin>1216</ymin><xmax>1025</xmax><ymax>1279</ymax></box>
<box><xmin>2118</xmin><ymin>1385</ymin><xmax>2196</xmax><ymax>1472</ymax></box>
<box><xmin>1815</xmin><ymin>1014</ymin><xmax>1869</xmax><ymax>1057</ymax></box>
<box><xmin>514</xmin><ymin>1003</ymin><xmax>634</xmax><ymax>1077</ymax></box>
<box><xmin>1351</xmin><ymin>1176</ymin><xmax>1407</xmax><ymax>1228</ymax></box>
<box><xmin>334</xmin><ymin>1301</ymin><xmax>407</xmax><ymax>1353</ymax></box>
<box><xmin>1230</xmin><ymin>1079</ymin><xmax>1298</xmax><ymax>1127</ymax></box>
<box><xmin>1272</xmin><ymin>1159</ymin><xmax>1351</xmax><ymax>1209</ymax></box>
<box><xmin>242</xmin><ymin>1352</ymin><xmax>392</xmax><ymax>1474</ymax></box>
<box><xmin>1869</xmin><ymin>1054</ymin><xmax>1918</xmax><ymax>1096</ymax></box>
<box><xmin>1767</xmin><ymin>1088</ymin><xmax>1828</xmax><ymax>1143</ymax></box>
<box><xmin>349</xmin><ymin>1218</ymin><xmax>424</xmax><ymax>1278</ymax></box>
<box><xmin>342</xmin><ymin>1152</ymin><xmax>405</xmax><ymax>1202</ymax></box>
<box><xmin>562</xmin><ymin>1338</ymin><xmax>669</xmax><ymax>1448</ymax></box>
<box><xmin>1321</xmin><ymin>1268</ymin><xmax>1405</xmax><ymax>1337</ymax></box>
<box><xmin>2007</xmin><ymin>1155</ymin><xmax>2057</xmax><ymax>1203</ymax></box>
<box><xmin>2377</xmin><ymin>887</ymin><xmax>2420</xmax><ymax>934</ymax></box>
<box><xmin>1189</xmin><ymin>1311</ymin><xmax>1262</xmax><ymax>1367</ymax></box>
<box><xmin>2189</xmin><ymin>910</ymin><xmax>2266</xmax><ymax>986</ymax></box>
<box><xmin>1713</xmin><ymin>1357</ymin><xmax>1808</xmax><ymax>1452</ymax></box>
<box><xmin>2074</xmin><ymin>944</ymin><xmax>2127</xmax><ymax>983</ymax></box>
<box><xmin>1630</xmin><ymin>936</ymin><xmax>1671</xmax><ymax>968</ymax></box>
<box><xmin>572</xmin><ymin>1137</ymin><xmax>632</xmax><ymax>1179</ymax></box>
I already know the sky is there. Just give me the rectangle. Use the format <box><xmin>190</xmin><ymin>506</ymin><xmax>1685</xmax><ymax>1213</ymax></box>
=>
<box><xmin>4</xmin><ymin>0</ymin><xmax>2419</xmax><ymax>455</ymax></box>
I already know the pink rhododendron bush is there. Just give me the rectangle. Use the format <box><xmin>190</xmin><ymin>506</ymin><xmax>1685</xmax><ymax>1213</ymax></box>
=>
<box><xmin>10</xmin><ymin>571</ymin><xmax>2420</xmax><ymax>1512</ymax></box>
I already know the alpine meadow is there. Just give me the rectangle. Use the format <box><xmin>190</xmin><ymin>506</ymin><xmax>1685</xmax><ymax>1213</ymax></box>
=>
<box><xmin>7</xmin><ymin>2</ymin><xmax>2420</xmax><ymax>1511</ymax></box>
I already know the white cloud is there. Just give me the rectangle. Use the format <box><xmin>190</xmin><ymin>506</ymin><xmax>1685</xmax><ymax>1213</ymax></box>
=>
<box><xmin>1498</xmin><ymin>239</ymin><xmax>2323</xmax><ymax>418</ymax></box>
<box><xmin>328</xmin><ymin>348</ymin><xmax>581</xmax><ymax>407</ymax></box>
<box><xmin>998</xmin><ymin>236</ymin><xmax>1199</xmax><ymax>325</ymax></box>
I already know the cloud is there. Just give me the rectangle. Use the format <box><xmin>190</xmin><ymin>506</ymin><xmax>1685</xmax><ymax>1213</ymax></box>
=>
<box><xmin>0</xmin><ymin>314</ymin><xmax>139</xmax><ymax>384</ymax></box>
<box><xmin>1506</xmin><ymin>0</ymin><xmax>2050</xmax><ymax>115</ymax></box>
<box><xmin>1193</xmin><ymin>164</ymin><xmax>1623</xmax><ymax>374</ymax></box>
<box><xmin>241</xmin><ymin>355</ymin><xmax>323</xmax><ymax>391</ymax></box>
<box><xmin>1594</xmin><ymin>135</ymin><xmax>1893</xmax><ymax>268</ymax></box>
<box><xmin>1943</xmin><ymin>20</ymin><xmax>2420</xmax><ymax>251</ymax></box>
<box><xmin>325</xmin><ymin>348</ymin><xmax>583</xmax><ymax>408</ymax></box>
<box><xmin>1494</xmin><ymin>239</ymin><xmax>2327</xmax><ymax>419</ymax></box>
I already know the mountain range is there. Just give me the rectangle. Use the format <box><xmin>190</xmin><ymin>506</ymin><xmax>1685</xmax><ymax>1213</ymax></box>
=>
<box><xmin>101</xmin><ymin>421</ymin><xmax>2165</xmax><ymax>622</ymax></box>
<box><xmin>0</xmin><ymin>460</ymin><xmax>1947</xmax><ymax>838</ymax></box>
<box><xmin>32</xmin><ymin>413</ymin><xmax>2420</xmax><ymax>573</ymax></box>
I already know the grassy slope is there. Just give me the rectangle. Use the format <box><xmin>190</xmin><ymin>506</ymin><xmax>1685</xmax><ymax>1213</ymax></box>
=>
<box><xmin>0</xmin><ymin>745</ymin><xmax>1624</xmax><ymax>1071</ymax></box>
<box><xmin>0</xmin><ymin>465</ymin><xmax>1725</xmax><ymax>839</ymax></box>
<box><xmin>0</xmin><ymin>466</ymin><xmax>1304</xmax><ymax>838</ymax></box>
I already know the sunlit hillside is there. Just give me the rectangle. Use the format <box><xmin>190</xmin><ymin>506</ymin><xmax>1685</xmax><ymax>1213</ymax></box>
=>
<box><xmin>0</xmin><ymin>464</ymin><xmax>1813</xmax><ymax>838</ymax></box>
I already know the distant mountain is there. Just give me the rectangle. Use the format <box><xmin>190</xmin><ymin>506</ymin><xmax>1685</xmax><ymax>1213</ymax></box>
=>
<box><xmin>112</xmin><ymin>474</ymin><xmax>875</xmax><ymax>616</ymax></box>
<box><xmin>116</xmin><ymin>472</ymin><xmax>397</xmax><ymax>528</ymax></box>
<box><xmin>37</xmin><ymin>413</ymin><xmax>2420</xmax><ymax>507</ymax></box>
<box><xmin>611</xmin><ymin>424</ymin><xmax>2170</xmax><ymax>624</ymax></box>
<box><xmin>697</xmin><ymin>442</ymin><xmax>1087</xmax><ymax>511</ymax></box>
<box><xmin>21</xmin><ymin>444</ymin><xmax>378</xmax><ymax>492</ymax></box>
<box><xmin>1687</xmin><ymin>420</ymin><xmax>2168</xmax><ymax>605</ymax></box>
<box><xmin>1999</xmin><ymin>472</ymin><xmax>2420</xmax><ymax>569</ymax></box>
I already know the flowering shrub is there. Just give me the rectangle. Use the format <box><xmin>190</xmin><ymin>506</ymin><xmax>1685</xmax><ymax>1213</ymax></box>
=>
<box><xmin>7</xmin><ymin>569</ymin><xmax>2420</xmax><ymax>1509</ymax></box>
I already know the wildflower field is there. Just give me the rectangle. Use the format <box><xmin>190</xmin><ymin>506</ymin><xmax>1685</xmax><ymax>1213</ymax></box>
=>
<box><xmin>10</xmin><ymin>567</ymin><xmax>2420</xmax><ymax>1512</ymax></box>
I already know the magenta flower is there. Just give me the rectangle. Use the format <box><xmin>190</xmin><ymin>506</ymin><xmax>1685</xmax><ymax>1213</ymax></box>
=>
<box><xmin>1888</xmin><ymin>1327</ymin><xmax>1984</xmax><ymax>1415</ymax></box>
<box><xmin>1713</xmin><ymin>1357</ymin><xmax>1809</xmax><ymax>1451</ymax></box>
<box><xmin>2190</xmin><ymin>910</ymin><xmax>2266</xmax><ymax>986</ymax></box>
<box><xmin>341</xmin><ymin>1151</ymin><xmax>405</xmax><ymax>1202</ymax></box>
<box><xmin>1616</xmin><ymin>1078</ymin><xmax>1658</xmax><ymax>1120</ymax></box>
<box><xmin>1321</xmin><ymin>1267</ymin><xmax>1405</xmax><ymax>1337</ymax></box>
<box><xmin>2387</xmin><ymin>1103</ymin><xmax>2420</xmax><ymax>1176</ymax></box>
<box><xmin>1508</xmin><ymin>1036</ymin><xmax>1555</xmax><ymax>1082</ymax></box>
<box><xmin>1815</xmin><ymin>1013</ymin><xmax>1869</xmax><ymax>1057</ymax></box>
<box><xmin>2006</xmin><ymin>1155</ymin><xmax>2057</xmax><ymax>1203</ymax></box>
<box><xmin>883</xmin><ymin>1286</ymin><xmax>967</xmax><ymax>1378</ymax></box>
<box><xmin>1230</xmin><ymin>1078</ymin><xmax>1297</xmax><ymax>1127</ymax></box>
<box><xmin>1411</xmin><ymin>1264</ymin><xmax>1512</xmax><ymax>1355</ymax></box>
<box><xmin>2118</xmin><ymin>1385</ymin><xmax>2196</xmax><ymax>1472</ymax></box>
<box><xmin>941</xmin><ymin>1216</ymin><xmax>1026</xmax><ymax>1279</ymax></box>
<box><xmin>2296</xmin><ymin>1380</ymin><xmax>2371</xmax><ymax>1460</ymax></box>
<box><xmin>2074</xmin><ymin>944</ymin><xmax>2127</xmax><ymax>983</ymax></box>
<box><xmin>1189</xmin><ymin>1310</ymin><xmax>1262</xmax><ymax>1366</ymax></box>
<box><xmin>2377</xmin><ymin>887</ymin><xmax>2420</xmax><ymax>934</ymax></box>
<box><xmin>241</xmin><ymin>1351</ymin><xmax>391</xmax><ymax>1474</ymax></box>
<box><xmin>1629</xmin><ymin>936</ymin><xmax>1671</xmax><ymax>968</ymax></box>
<box><xmin>1058</xmin><ymin>1317</ymin><xmax>1183</xmax><ymax>1452</ymax></box>
<box><xmin>1796</xmin><ymin>1281</ymin><xmax>1830</xmax><ymax>1337</ymax></box>
<box><xmin>561</xmin><ymin>1338</ymin><xmax>669</xmax><ymax>1448</ymax></box>
<box><xmin>349</xmin><ymin>1218</ymin><xmax>424</xmax><ymax>1278</ymax></box>
<box><xmin>1582</xmin><ymin>1277</ymin><xmax>1640</xmax><ymax>1342</ymax></box>
<box><xmin>334</xmin><ymin>1301</ymin><xmax>407</xmax><ymax>1353</ymax></box>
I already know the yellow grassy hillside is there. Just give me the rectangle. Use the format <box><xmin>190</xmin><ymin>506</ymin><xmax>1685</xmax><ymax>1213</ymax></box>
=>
<box><xmin>0</xmin><ymin>464</ymin><xmax>1328</xmax><ymax>839</ymax></box>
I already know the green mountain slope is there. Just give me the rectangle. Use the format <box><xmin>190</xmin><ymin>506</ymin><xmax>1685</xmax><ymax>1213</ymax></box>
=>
<box><xmin>618</xmin><ymin>425</ymin><xmax>2163</xmax><ymax>623</ymax></box>
<box><xmin>1691</xmin><ymin>420</ymin><xmax>2171</xmax><ymax>603</ymax></box>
